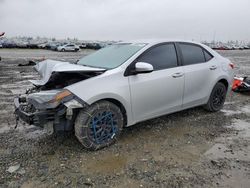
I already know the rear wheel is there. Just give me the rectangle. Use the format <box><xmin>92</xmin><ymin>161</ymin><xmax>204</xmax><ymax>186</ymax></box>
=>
<box><xmin>61</xmin><ymin>48</ymin><xmax>65</xmax><ymax>52</ymax></box>
<box><xmin>74</xmin><ymin>101</ymin><xmax>123</xmax><ymax>150</ymax></box>
<box><xmin>204</xmin><ymin>82</ymin><xmax>227</xmax><ymax>112</ymax></box>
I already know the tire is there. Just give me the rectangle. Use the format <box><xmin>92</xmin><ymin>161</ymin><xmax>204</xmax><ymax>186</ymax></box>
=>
<box><xmin>204</xmin><ymin>82</ymin><xmax>227</xmax><ymax>112</ymax></box>
<box><xmin>61</xmin><ymin>48</ymin><xmax>65</xmax><ymax>52</ymax></box>
<box><xmin>74</xmin><ymin>101</ymin><xmax>124</xmax><ymax>150</ymax></box>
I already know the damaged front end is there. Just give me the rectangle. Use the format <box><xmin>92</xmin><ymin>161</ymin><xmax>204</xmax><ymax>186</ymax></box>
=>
<box><xmin>14</xmin><ymin>59</ymin><xmax>105</xmax><ymax>133</ymax></box>
<box><xmin>14</xmin><ymin>89</ymin><xmax>86</xmax><ymax>133</ymax></box>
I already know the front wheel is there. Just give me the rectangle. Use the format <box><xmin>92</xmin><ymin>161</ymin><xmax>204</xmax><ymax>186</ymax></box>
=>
<box><xmin>204</xmin><ymin>82</ymin><xmax>227</xmax><ymax>112</ymax></box>
<box><xmin>74</xmin><ymin>101</ymin><xmax>124</xmax><ymax>150</ymax></box>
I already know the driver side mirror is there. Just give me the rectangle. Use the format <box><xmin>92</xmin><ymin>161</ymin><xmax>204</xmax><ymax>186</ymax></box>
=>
<box><xmin>135</xmin><ymin>62</ymin><xmax>154</xmax><ymax>74</ymax></box>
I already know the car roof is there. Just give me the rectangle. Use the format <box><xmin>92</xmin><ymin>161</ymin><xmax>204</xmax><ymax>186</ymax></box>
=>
<box><xmin>118</xmin><ymin>39</ymin><xmax>220</xmax><ymax>58</ymax></box>
<box><xmin>120</xmin><ymin>39</ymin><xmax>203</xmax><ymax>46</ymax></box>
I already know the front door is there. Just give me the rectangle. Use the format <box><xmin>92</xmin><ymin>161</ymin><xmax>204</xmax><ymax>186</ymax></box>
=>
<box><xmin>128</xmin><ymin>43</ymin><xmax>184</xmax><ymax>123</ymax></box>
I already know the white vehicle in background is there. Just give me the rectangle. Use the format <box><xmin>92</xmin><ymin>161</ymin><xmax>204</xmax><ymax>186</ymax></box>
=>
<box><xmin>57</xmin><ymin>44</ymin><xmax>80</xmax><ymax>52</ymax></box>
<box><xmin>14</xmin><ymin>39</ymin><xmax>234</xmax><ymax>150</ymax></box>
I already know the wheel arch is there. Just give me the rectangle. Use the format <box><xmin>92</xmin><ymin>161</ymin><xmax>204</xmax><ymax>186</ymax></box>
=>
<box><xmin>218</xmin><ymin>78</ymin><xmax>229</xmax><ymax>89</ymax></box>
<box><xmin>205</xmin><ymin>76</ymin><xmax>231</xmax><ymax>104</ymax></box>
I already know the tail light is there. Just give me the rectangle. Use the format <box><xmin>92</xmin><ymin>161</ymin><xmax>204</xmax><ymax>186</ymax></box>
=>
<box><xmin>229</xmin><ymin>62</ymin><xmax>235</xmax><ymax>69</ymax></box>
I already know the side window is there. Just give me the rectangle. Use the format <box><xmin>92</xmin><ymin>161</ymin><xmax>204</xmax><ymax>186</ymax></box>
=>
<box><xmin>137</xmin><ymin>44</ymin><xmax>178</xmax><ymax>70</ymax></box>
<box><xmin>179</xmin><ymin>43</ymin><xmax>206</xmax><ymax>65</ymax></box>
<box><xmin>203</xmin><ymin>50</ymin><xmax>213</xmax><ymax>61</ymax></box>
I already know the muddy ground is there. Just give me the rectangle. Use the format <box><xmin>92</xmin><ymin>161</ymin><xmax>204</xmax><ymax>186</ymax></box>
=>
<box><xmin>0</xmin><ymin>49</ymin><xmax>249</xmax><ymax>188</ymax></box>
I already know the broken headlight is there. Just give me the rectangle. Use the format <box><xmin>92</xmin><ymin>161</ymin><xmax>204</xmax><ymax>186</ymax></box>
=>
<box><xmin>47</xmin><ymin>90</ymin><xmax>72</xmax><ymax>104</ymax></box>
<box><xmin>27</xmin><ymin>89</ymin><xmax>72</xmax><ymax>109</ymax></box>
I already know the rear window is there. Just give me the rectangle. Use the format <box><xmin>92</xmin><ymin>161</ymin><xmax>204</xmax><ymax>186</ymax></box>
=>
<box><xmin>179</xmin><ymin>43</ymin><xmax>206</xmax><ymax>65</ymax></box>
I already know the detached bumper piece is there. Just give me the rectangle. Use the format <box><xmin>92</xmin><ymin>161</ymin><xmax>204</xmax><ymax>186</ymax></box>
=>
<box><xmin>232</xmin><ymin>76</ymin><xmax>250</xmax><ymax>92</ymax></box>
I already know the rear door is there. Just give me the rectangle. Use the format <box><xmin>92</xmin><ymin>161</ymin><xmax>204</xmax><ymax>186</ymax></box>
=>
<box><xmin>128</xmin><ymin>43</ymin><xmax>184</xmax><ymax>122</ymax></box>
<box><xmin>177</xmin><ymin>43</ymin><xmax>217</xmax><ymax>108</ymax></box>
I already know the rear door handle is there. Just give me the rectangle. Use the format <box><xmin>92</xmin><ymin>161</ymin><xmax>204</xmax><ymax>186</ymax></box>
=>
<box><xmin>209</xmin><ymin>65</ymin><xmax>217</xmax><ymax>70</ymax></box>
<box><xmin>172</xmin><ymin>72</ymin><xmax>184</xmax><ymax>78</ymax></box>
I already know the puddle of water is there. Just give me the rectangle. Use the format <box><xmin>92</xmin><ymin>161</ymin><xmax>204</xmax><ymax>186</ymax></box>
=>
<box><xmin>205</xmin><ymin>119</ymin><xmax>250</xmax><ymax>187</ymax></box>
<box><xmin>82</xmin><ymin>154</ymin><xmax>127</xmax><ymax>174</ymax></box>
<box><xmin>205</xmin><ymin>119</ymin><xmax>250</xmax><ymax>159</ymax></box>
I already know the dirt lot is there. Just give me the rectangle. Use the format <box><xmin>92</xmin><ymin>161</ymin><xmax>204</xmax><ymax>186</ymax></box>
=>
<box><xmin>0</xmin><ymin>49</ymin><xmax>249</xmax><ymax>188</ymax></box>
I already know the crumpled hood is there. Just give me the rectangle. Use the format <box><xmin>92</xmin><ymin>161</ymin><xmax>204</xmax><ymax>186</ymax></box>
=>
<box><xmin>29</xmin><ymin>59</ymin><xmax>105</xmax><ymax>86</ymax></box>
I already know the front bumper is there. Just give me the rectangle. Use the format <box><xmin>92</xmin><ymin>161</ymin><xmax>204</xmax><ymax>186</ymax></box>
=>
<box><xmin>14</xmin><ymin>98</ymin><xmax>34</xmax><ymax>125</ymax></box>
<box><xmin>14</xmin><ymin>97</ymin><xmax>64</xmax><ymax>127</ymax></box>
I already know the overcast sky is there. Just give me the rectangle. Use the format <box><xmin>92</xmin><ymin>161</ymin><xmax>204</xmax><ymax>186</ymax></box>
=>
<box><xmin>0</xmin><ymin>0</ymin><xmax>250</xmax><ymax>41</ymax></box>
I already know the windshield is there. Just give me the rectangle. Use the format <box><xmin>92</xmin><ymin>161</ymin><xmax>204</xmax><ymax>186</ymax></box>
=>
<box><xmin>77</xmin><ymin>43</ymin><xmax>146</xmax><ymax>69</ymax></box>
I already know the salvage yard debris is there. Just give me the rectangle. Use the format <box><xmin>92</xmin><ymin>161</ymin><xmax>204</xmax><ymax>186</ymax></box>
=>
<box><xmin>6</xmin><ymin>164</ymin><xmax>20</xmax><ymax>173</ymax></box>
<box><xmin>232</xmin><ymin>76</ymin><xmax>250</xmax><ymax>92</ymax></box>
<box><xmin>18</xmin><ymin>60</ymin><xmax>36</xmax><ymax>67</ymax></box>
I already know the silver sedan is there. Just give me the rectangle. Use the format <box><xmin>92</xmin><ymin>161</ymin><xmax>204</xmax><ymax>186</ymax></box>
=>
<box><xmin>14</xmin><ymin>39</ymin><xmax>234</xmax><ymax>150</ymax></box>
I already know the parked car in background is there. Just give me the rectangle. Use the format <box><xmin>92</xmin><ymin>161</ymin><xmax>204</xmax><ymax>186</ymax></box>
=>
<box><xmin>50</xmin><ymin>43</ymin><xmax>63</xmax><ymax>51</ymax></box>
<box><xmin>37</xmin><ymin>43</ymin><xmax>47</xmax><ymax>49</ymax></box>
<box><xmin>0</xmin><ymin>44</ymin><xmax>2</xmax><ymax>48</ymax></box>
<box><xmin>86</xmin><ymin>42</ymin><xmax>102</xmax><ymax>50</ymax></box>
<box><xmin>79</xmin><ymin>43</ymin><xmax>87</xmax><ymax>49</ymax></box>
<box><xmin>45</xmin><ymin>42</ymin><xmax>61</xmax><ymax>51</ymax></box>
<box><xmin>57</xmin><ymin>44</ymin><xmax>80</xmax><ymax>52</ymax></box>
<box><xmin>2</xmin><ymin>41</ymin><xmax>17</xmax><ymax>48</ymax></box>
<box><xmin>14</xmin><ymin>40</ymin><xmax>234</xmax><ymax>150</ymax></box>
<box><xmin>16</xmin><ymin>42</ymin><xmax>28</xmax><ymax>48</ymax></box>
<box><xmin>27</xmin><ymin>42</ymin><xmax>39</xmax><ymax>49</ymax></box>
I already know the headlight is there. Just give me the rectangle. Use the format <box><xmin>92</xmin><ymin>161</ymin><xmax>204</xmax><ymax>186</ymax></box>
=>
<box><xmin>48</xmin><ymin>90</ymin><xmax>72</xmax><ymax>103</ymax></box>
<box><xmin>27</xmin><ymin>89</ymin><xmax>72</xmax><ymax>109</ymax></box>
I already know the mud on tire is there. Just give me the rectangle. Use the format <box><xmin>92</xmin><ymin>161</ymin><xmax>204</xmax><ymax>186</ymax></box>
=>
<box><xmin>74</xmin><ymin>100</ymin><xmax>124</xmax><ymax>150</ymax></box>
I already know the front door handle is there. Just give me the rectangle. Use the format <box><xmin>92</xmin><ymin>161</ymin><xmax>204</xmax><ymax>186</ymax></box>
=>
<box><xmin>209</xmin><ymin>65</ymin><xmax>217</xmax><ymax>70</ymax></box>
<box><xmin>172</xmin><ymin>72</ymin><xmax>184</xmax><ymax>78</ymax></box>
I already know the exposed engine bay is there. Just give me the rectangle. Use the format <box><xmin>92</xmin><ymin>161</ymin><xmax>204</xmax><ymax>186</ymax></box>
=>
<box><xmin>27</xmin><ymin>59</ymin><xmax>105</xmax><ymax>93</ymax></box>
<box><xmin>27</xmin><ymin>71</ymin><xmax>103</xmax><ymax>93</ymax></box>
